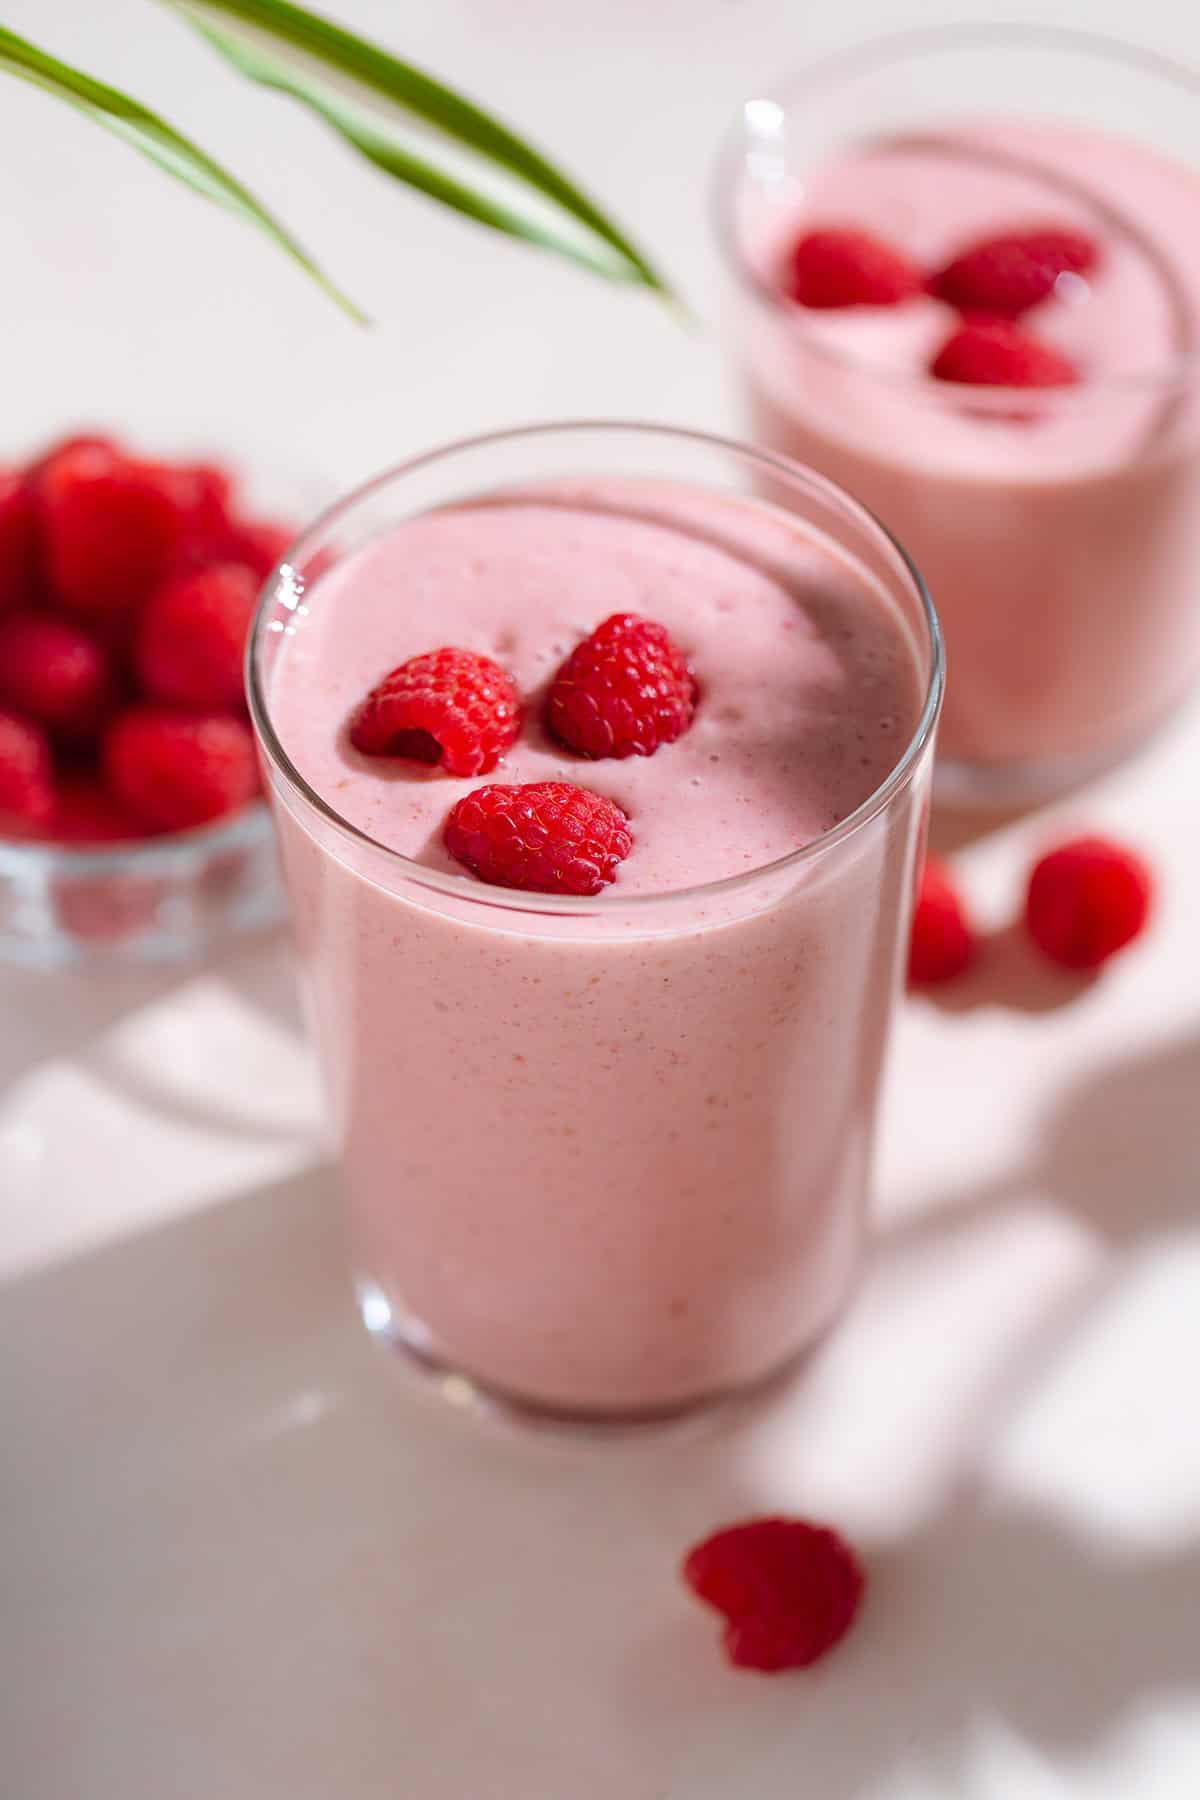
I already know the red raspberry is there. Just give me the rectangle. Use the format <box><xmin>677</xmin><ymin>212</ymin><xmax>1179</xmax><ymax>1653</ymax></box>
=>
<box><xmin>161</xmin><ymin>461</ymin><xmax>238</xmax><ymax>570</ymax></box>
<box><xmin>930</xmin><ymin>319</ymin><xmax>1080</xmax><ymax>389</ymax></box>
<box><xmin>26</xmin><ymin>431</ymin><xmax>119</xmax><ymax>477</ymax></box>
<box><xmin>683</xmin><ymin>1516</ymin><xmax>865</xmax><ymax>1674</ymax></box>
<box><xmin>444</xmin><ymin>781</ymin><xmax>632</xmax><ymax>896</ymax></box>
<box><xmin>225</xmin><ymin>517</ymin><xmax>295</xmax><ymax>582</ymax></box>
<box><xmin>0</xmin><ymin>610</ymin><xmax>112</xmax><ymax>741</ymax></box>
<box><xmin>930</xmin><ymin>227</ymin><xmax>1099</xmax><ymax>319</ymax></box>
<box><xmin>136</xmin><ymin>562</ymin><xmax>258</xmax><ymax>712</ymax></box>
<box><xmin>1024</xmin><ymin>835</ymin><xmax>1153</xmax><ymax>971</ymax></box>
<box><xmin>39</xmin><ymin>443</ymin><xmax>203</xmax><ymax>620</ymax></box>
<box><xmin>50</xmin><ymin>773</ymin><xmax>143</xmax><ymax>845</ymax></box>
<box><xmin>350</xmin><ymin>647</ymin><xmax>520</xmax><ymax>777</ymax></box>
<box><xmin>909</xmin><ymin>855</ymin><xmax>976</xmax><ymax>986</ymax></box>
<box><xmin>103</xmin><ymin>706</ymin><xmax>259</xmax><ymax>833</ymax></box>
<box><xmin>0</xmin><ymin>708</ymin><xmax>55</xmax><ymax>835</ymax></box>
<box><xmin>0</xmin><ymin>469</ymin><xmax>40</xmax><ymax>615</ymax></box>
<box><xmin>787</xmin><ymin>227</ymin><xmax>923</xmax><ymax>309</ymax></box>
<box><xmin>546</xmin><ymin>613</ymin><xmax>696</xmax><ymax>760</ymax></box>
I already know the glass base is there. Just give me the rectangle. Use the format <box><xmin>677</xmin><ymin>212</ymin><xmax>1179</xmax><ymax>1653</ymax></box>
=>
<box><xmin>355</xmin><ymin>1278</ymin><xmax>820</xmax><ymax>1439</ymax></box>
<box><xmin>934</xmin><ymin>689</ymin><xmax>1194</xmax><ymax>812</ymax></box>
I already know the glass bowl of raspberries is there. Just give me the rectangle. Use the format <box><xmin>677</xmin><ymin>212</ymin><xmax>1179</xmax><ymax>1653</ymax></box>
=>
<box><xmin>0</xmin><ymin>431</ymin><xmax>298</xmax><ymax>966</ymax></box>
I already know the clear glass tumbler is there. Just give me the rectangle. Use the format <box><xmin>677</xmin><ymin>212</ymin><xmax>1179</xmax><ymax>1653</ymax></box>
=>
<box><xmin>248</xmin><ymin>423</ymin><xmax>942</xmax><ymax>1424</ymax></box>
<box><xmin>714</xmin><ymin>25</ymin><xmax>1200</xmax><ymax>805</ymax></box>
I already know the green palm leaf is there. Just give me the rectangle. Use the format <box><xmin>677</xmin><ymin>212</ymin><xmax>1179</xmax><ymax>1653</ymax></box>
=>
<box><xmin>0</xmin><ymin>21</ymin><xmax>364</xmax><ymax>321</ymax></box>
<box><xmin>163</xmin><ymin>0</ymin><xmax>673</xmax><ymax>294</ymax></box>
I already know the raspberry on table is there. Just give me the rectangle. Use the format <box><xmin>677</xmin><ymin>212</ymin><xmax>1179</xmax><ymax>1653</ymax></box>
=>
<box><xmin>908</xmin><ymin>855</ymin><xmax>976</xmax><ymax>987</ymax></box>
<box><xmin>0</xmin><ymin>610</ymin><xmax>112</xmax><ymax>742</ymax></box>
<box><xmin>683</xmin><ymin>1516</ymin><xmax>865</xmax><ymax>1674</ymax></box>
<box><xmin>930</xmin><ymin>319</ymin><xmax>1080</xmax><ymax>389</ymax></box>
<box><xmin>930</xmin><ymin>227</ymin><xmax>1100</xmax><ymax>319</ymax></box>
<box><xmin>444</xmin><ymin>781</ymin><xmax>632</xmax><ymax>896</ymax></box>
<box><xmin>103</xmin><ymin>706</ymin><xmax>259</xmax><ymax>833</ymax></box>
<box><xmin>0</xmin><ymin>708</ymin><xmax>55</xmax><ymax>835</ymax></box>
<box><xmin>350</xmin><ymin>647</ymin><xmax>521</xmax><ymax>777</ymax></box>
<box><xmin>39</xmin><ymin>443</ymin><xmax>195</xmax><ymax>620</ymax></box>
<box><xmin>1024</xmin><ymin>835</ymin><xmax>1153</xmax><ymax>971</ymax></box>
<box><xmin>0</xmin><ymin>469</ymin><xmax>40</xmax><ymax>615</ymax></box>
<box><xmin>546</xmin><ymin>613</ymin><xmax>696</xmax><ymax>760</ymax></box>
<box><xmin>786</xmin><ymin>227</ymin><xmax>924</xmax><ymax>309</ymax></box>
<box><xmin>136</xmin><ymin>562</ymin><xmax>258</xmax><ymax>712</ymax></box>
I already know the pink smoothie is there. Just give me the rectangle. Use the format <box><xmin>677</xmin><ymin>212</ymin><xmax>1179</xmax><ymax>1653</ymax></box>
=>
<box><xmin>265</xmin><ymin>479</ymin><xmax>930</xmax><ymax>1414</ymax></box>
<box><xmin>731</xmin><ymin>121</ymin><xmax>1200</xmax><ymax>786</ymax></box>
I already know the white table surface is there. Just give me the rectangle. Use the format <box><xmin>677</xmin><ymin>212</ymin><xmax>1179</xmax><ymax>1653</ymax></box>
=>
<box><xmin>2</xmin><ymin>2</ymin><xmax>1199</xmax><ymax>1795</ymax></box>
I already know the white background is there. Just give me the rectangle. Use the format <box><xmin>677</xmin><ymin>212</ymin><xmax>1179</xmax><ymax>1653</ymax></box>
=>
<box><xmin>1</xmin><ymin>2</ymin><xmax>1198</xmax><ymax>1795</ymax></box>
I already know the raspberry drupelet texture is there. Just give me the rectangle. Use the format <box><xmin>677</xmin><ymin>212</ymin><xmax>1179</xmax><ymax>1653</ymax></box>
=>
<box><xmin>546</xmin><ymin>613</ymin><xmax>696</xmax><ymax>760</ymax></box>
<box><xmin>350</xmin><ymin>647</ymin><xmax>521</xmax><ymax>777</ymax></box>
<box><xmin>444</xmin><ymin>781</ymin><xmax>632</xmax><ymax>896</ymax></box>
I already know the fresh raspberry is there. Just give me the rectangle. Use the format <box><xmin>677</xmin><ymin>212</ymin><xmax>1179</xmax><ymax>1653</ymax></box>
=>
<box><xmin>0</xmin><ymin>708</ymin><xmax>55</xmax><ymax>835</ymax></box>
<box><xmin>0</xmin><ymin>610</ymin><xmax>112</xmax><ymax>741</ymax></box>
<box><xmin>908</xmin><ymin>855</ymin><xmax>976</xmax><ymax>986</ymax></box>
<box><xmin>0</xmin><ymin>468</ymin><xmax>40</xmax><ymax>615</ymax></box>
<box><xmin>350</xmin><ymin>647</ymin><xmax>520</xmax><ymax>777</ymax></box>
<box><xmin>930</xmin><ymin>227</ymin><xmax>1100</xmax><ymax>319</ymax></box>
<box><xmin>103</xmin><ymin>706</ymin><xmax>258</xmax><ymax>833</ymax></box>
<box><xmin>161</xmin><ymin>461</ymin><xmax>238</xmax><ymax>569</ymax></box>
<box><xmin>546</xmin><ymin>613</ymin><xmax>696</xmax><ymax>760</ymax></box>
<box><xmin>50</xmin><ymin>773</ymin><xmax>143</xmax><ymax>844</ymax></box>
<box><xmin>683</xmin><ymin>1517</ymin><xmax>865</xmax><ymax>1674</ymax></box>
<box><xmin>225</xmin><ymin>517</ymin><xmax>295</xmax><ymax>582</ymax></box>
<box><xmin>786</xmin><ymin>227</ymin><xmax>924</xmax><ymax>309</ymax></box>
<box><xmin>930</xmin><ymin>319</ymin><xmax>1080</xmax><ymax>389</ymax></box>
<box><xmin>39</xmin><ymin>443</ymin><xmax>205</xmax><ymax>620</ymax></box>
<box><xmin>135</xmin><ymin>562</ymin><xmax>258</xmax><ymax>712</ymax></box>
<box><xmin>26</xmin><ymin>431</ymin><xmax>119</xmax><ymax>477</ymax></box>
<box><xmin>444</xmin><ymin>781</ymin><xmax>632</xmax><ymax>896</ymax></box>
<box><xmin>1024</xmin><ymin>836</ymin><xmax>1153</xmax><ymax>971</ymax></box>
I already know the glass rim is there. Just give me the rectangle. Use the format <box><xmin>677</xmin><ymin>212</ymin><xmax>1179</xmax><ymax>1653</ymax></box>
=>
<box><xmin>711</xmin><ymin>19</ymin><xmax>1200</xmax><ymax>397</ymax></box>
<box><xmin>246</xmin><ymin>419</ymin><xmax>943</xmax><ymax>918</ymax></box>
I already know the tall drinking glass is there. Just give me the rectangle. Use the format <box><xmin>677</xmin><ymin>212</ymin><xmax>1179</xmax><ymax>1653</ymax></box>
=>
<box><xmin>715</xmin><ymin>26</ymin><xmax>1200</xmax><ymax>804</ymax></box>
<box><xmin>249</xmin><ymin>423</ymin><xmax>942</xmax><ymax>1423</ymax></box>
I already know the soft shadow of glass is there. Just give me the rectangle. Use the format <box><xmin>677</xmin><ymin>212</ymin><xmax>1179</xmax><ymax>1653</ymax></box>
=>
<box><xmin>3</xmin><ymin>1063</ymin><xmax>1196</xmax><ymax>1800</ymax></box>
<box><xmin>882</xmin><ymin>1031</ymin><xmax>1200</xmax><ymax>1253</ymax></box>
<box><xmin>914</xmin><ymin>923</ymin><xmax>1097</xmax><ymax>1016</ymax></box>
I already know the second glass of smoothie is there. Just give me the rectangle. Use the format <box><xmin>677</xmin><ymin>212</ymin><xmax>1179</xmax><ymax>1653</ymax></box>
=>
<box><xmin>716</xmin><ymin>25</ymin><xmax>1200</xmax><ymax>804</ymax></box>
<box><xmin>250</xmin><ymin>424</ymin><xmax>941</xmax><ymax>1423</ymax></box>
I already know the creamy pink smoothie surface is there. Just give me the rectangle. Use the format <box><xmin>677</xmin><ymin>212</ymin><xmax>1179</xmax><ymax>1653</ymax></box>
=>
<box><xmin>268</xmin><ymin>482</ymin><xmax>927</xmax><ymax>1412</ymax></box>
<box><xmin>736</xmin><ymin>121</ymin><xmax>1200</xmax><ymax>776</ymax></box>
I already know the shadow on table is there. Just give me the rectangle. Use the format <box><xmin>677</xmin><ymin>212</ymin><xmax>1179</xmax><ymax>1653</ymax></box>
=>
<box><xmin>0</xmin><ymin>926</ymin><xmax>303</xmax><ymax>1096</ymax></box>
<box><xmin>1</xmin><ymin>927</ymin><xmax>306</xmax><ymax>1153</ymax></box>
<box><xmin>882</xmin><ymin>1029</ymin><xmax>1200</xmax><ymax>1254</ymax></box>
<box><xmin>1</xmin><ymin>1030</ymin><xmax>1197</xmax><ymax>1797</ymax></box>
